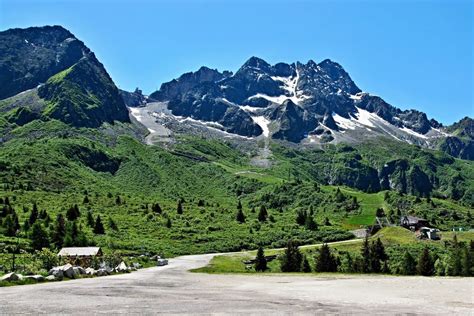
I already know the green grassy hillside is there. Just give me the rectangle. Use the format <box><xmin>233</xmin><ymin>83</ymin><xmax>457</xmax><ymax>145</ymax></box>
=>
<box><xmin>0</xmin><ymin>119</ymin><xmax>472</xmax><ymax>273</ymax></box>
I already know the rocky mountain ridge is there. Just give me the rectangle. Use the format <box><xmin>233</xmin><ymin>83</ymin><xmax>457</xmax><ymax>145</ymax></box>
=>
<box><xmin>146</xmin><ymin>56</ymin><xmax>471</xmax><ymax>159</ymax></box>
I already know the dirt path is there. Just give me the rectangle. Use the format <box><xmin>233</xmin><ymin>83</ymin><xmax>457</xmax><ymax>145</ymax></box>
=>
<box><xmin>0</xmin><ymin>253</ymin><xmax>472</xmax><ymax>314</ymax></box>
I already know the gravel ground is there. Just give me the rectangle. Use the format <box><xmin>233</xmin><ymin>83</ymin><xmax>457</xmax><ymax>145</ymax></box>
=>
<box><xmin>0</xmin><ymin>253</ymin><xmax>472</xmax><ymax>315</ymax></box>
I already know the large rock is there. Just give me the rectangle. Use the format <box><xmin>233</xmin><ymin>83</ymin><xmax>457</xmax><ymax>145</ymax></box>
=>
<box><xmin>0</xmin><ymin>272</ymin><xmax>20</xmax><ymax>282</ymax></box>
<box><xmin>49</xmin><ymin>263</ymin><xmax>78</xmax><ymax>279</ymax></box>
<box><xmin>115</xmin><ymin>261</ymin><xmax>128</xmax><ymax>273</ymax></box>
<box><xmin>45</xmin><ymin>275</ymin><xmax>56</xmax><ymax>281</ymax></box>
<box><xmin>61</xmin><ymin>264</ymin><xmax>76</xmax><ymax>279</ymax></box>
<box><xmin>132</xmin><ymin>262</ymin><xmax>141</xmax><ymax>269</ymax></box>
<box><xmin>48</xmin><ymin>267</ymin><xmax>64</xmax><ymax>279</ymax></box>
<box><xmin>96</xmin><ymin>268</ymin><xmax>108</xmax><ymax>276</ymax></box>
<box><xmin>72</xmin><ymin>266</ymin><xmax>81</xmax><ymax>277</ymax></box>
<box><xmin>85</xmin><ymin>267</ymin><xmax>97</xmax><ymax>276</ymax></box>
<box><xmin>24</xmin><ymin>275</ymin><xmax>44</xmax><ymax>282</ymax></box>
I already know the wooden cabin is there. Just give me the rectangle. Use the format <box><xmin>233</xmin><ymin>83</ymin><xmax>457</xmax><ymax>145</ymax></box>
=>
<box><xmin>58</xmin><ymin>247</ymin><xmax>102</xmax><ymax>267</ymax></box>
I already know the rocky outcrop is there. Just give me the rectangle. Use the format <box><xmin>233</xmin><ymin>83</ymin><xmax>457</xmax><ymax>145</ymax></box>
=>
<box><xmin>0</xmin><ymin>25</ymin><xmax>87</xmax><ymax>99</ymax></box>
<box><xmin>438</xmin><ymin>117</ymin><xmax>474</xmax><ymax>160</ymax></box>
<box><xmin>379</xmin><ymin>159</ymin><xmax>432</xmax><ymax>197</ymax></box>
<box><xmin>120</xmin><ymin>88</ymin><xmax>147</xmax><ymax>107</ymax></box>
<box><xmin>149</xmin><ymin>67</ymin><xmax>231</xmax><ymax>101</ymax></box>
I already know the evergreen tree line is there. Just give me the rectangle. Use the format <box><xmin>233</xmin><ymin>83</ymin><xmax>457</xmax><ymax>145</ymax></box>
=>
<box><xmin>254</xmin><ymin>236</ymin><xmax>472</xmax><ymax>276</ymax></box>
<box><xmin>0</xmin><ymin>199</ymin><xmax>121</xmax><ymax>252</ymax></box>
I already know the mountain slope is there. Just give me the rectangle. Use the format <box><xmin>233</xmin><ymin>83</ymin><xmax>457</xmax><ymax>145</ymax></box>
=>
<box><xmin>0</xmin><ymin>25</ymin><xmax>86</xmax><ymax>99</ymax></box>
<box><xmin>38</xmin><ymin>53</ymin><xmax>130</xmax><ymax>127</ymax></box>
<box><xmin>0</xmin><ymin>25</ymin><xmax>129</xmax><ymax>128</ymax></box>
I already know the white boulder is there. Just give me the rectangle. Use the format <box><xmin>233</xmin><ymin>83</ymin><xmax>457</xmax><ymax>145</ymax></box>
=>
<box><xmin>115</xmin><ymin>261</ymin><xmax>128</xmax><ymax>273</ymax></box>
<box><xmin>85</xmin><ymin>267</ymin><xmax>97</xmax><ymax>276</ymax></box>
<box><xmin>45</xmin><ymin>275</ymin><xmax>56</xmax><ymax>281</ymax></box>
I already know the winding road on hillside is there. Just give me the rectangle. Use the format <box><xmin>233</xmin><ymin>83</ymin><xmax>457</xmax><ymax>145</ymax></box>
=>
<box><xmin>0</xmin><ymin>253</ymin><xmax>472</xmax><ymax>314</ymax></box>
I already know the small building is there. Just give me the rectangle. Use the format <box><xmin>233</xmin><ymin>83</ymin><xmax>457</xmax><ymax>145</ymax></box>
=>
<box><xmin>418</xmin><ymin>227</ymin><xmax>440</xmax><ymax>240</ymax></box>
<box><xmin>400</xmin><ymin>215</ymin><xmax>429</xmax><ymax>231</ymax></box>
<box><xmin>58</xmin><ymin>247</ymin><xmax>103</xmax><ymax>267</ymax></box>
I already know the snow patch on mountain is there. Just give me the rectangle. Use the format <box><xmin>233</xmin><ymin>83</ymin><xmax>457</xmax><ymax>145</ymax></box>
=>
<box><xmin>333</xmin><ymin>113</ymin><xmax>358</xmax><ymax>131</ymax></box>
<box><xmin>354</xmin><ymin>107</ymin><xmax>377</xmax><ymax>128</ymax></box>
<box><xmin>177</xmin><ymin>116</ymin><xmax>225</xmax><ymax>129</ymax></box>
<box><xmin>129</xmin><ymin>107</ymin><xmax>144</xmax><ymax>122</ymax></box>
<box><xmin>401</xmin><ymin>127</ymin><xmax>429</xmax><ymax>139</ymax></box>
<box><xmin>240</xmin><ymin>105</ymin><xmax>262</xmax><ymax>113</ymax></box>
<box><xmin>251</xmin><ymin>116</ymin><xmax>270</xmax><ymax>137</ymax></box>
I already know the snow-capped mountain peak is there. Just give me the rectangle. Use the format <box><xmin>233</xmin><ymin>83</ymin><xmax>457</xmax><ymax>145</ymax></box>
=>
<box><xmin>143</xmin><ymin>56</ymin><xmax>461</xmax><ymax>149</ymax></box>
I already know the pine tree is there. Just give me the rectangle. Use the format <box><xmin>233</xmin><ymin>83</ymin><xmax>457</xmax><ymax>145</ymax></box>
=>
<box><xmin>370</xmin><ymin>238</ymin><xmax>386</xmax><ymax>273</ymax></box>
<box><xmin>30</xmin><ymin>222</ymin><xmax>49</xmax><ymax>251</ymax></box>
<box><xmin>324</xmin><ymin>217</ymin><xmax>331</xmax><ymax>226</ymax></box>
<box><xmin>108</xmin><ymin>217</ymin><xmax>118</xmax><ymax>231</ymax></box>
<box><xmin>86</xmin><ymin>210</ymin><xmax>94</xmax><ymax>227</ymax></box>
<box><xmin>177</xmin><ymin>200</ymin><xmax>183</xmax><ymax>215</ymax></box>
<box><xmin>152</xmin><ymin>203</ymin><xmax>162</xmax><ymax>214</ymax></box>
<box><xmin>93</xmin><ymin>215</ymin><xmax>105</xmax><ymax>234</ymax></box>
<box><xmin>461</xmin><ymin>244</ymin><xmax>472</xmax><ymax>277</ymax></box>
<box><xmin>254</xmin><ymin>246</ymin><xmax>267</xmax><ymax>272</ymax></box>
<box><xmin>417</xmin><ymin>247</ymin><xmax>434</xmax><ymax>276</ymax></box>
<box><xmin>83</xmin><ymin>195</ymin><xmax>90</xmax><ymax>204</ymax></box>
<box><xmin>236</xmin><ymin>208</ymin><xmax>246</xmax><ymax>223</ymax></box>
<box><xmin>66</xmin><ymin>204</ymin><xmax>80</xmax><ymax>221</ymax></box>
<box><xmin>351</xmin><ymin>196</ymin><xmax>359</xmax><ymax>209</ymax></box>
<box><xmin>258</xmin><ymin>205</ymin><xmax>268</xmax><ymax>222</ymax></box>
<box><xmin>302</xmin><ymin>255</ymin><xmax>312</xmax><ymax>273</ymax></box>
<box><xmin>116</xmin><ymin>195</ymin><xmax>122</xmax><ymax>205</ymax></box>
<box><xmin>75</xmin><ymin>225</ymin><xmax>89</xmax><ymax>247</ymax></box>
<box><xmin>402</xmin><ymin>251</ymin><xmax>417</xmax><ymax>275</ymax></box>
<box><xmin>39</xmin><ymin>209</ymin><xmax>48</xmax><ymax>220</ymax></box>
<box><xmin>450</xmin><ymin>234</ymin><xmax>462</xmax><ymax>276</ymax></box>
<box><xmin>166</xmin><ymin>217</ymin><xmax>172</xmax><ymax>228</ymax></box>
<box><xmin>4</xmin><ymin>214</ymin><xmax>18</xmax><ymax>237</ymax></box>
<box><xmin>51</xmin><ymin>214</ymin><xmax>66</xmax><ymax>248</ymax></box>
<box><xmin>315</xmin><ymin>244</ymin><xmax>337</xmax><ymax>272</ymax></box>
<box><xmin>361</xmin><ymin>236</ymin><xmax>371</xmax><ymax>273</ymax></box>
<box><xmin>29</xmin><ymin>203</ymin><xmax>39</xmax><ymax>225</ymax></box>
<box><xmin>334</xmin><ymin>187</ymin><xmax>345</xmax><ymax>202</ymax></box>
<box><xmin>280</xmin><ymin>240</ymin><xmax>302</xmax><ymax>272</ymax></box>
<box><xmin>296</xmin><ymin>210</ymin><xmax>306</xmax><ymax>226</ymax></box>
<box><xmin>22</xmin><ymin>219</ymin><xmax>30</xmax><ymax>232</ymax></box>
<box><xmin>305</xmin><ymin>214</ymin><xmax>318</xmax><ymax>231</ymax></box>
<box><xmin>373</xmin><ymin>238</ymin><xmax>387</xmax><ymax>261</ymax></box>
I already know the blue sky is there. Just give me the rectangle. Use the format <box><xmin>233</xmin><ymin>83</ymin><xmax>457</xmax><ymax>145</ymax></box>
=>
<box><xmin>0</xmin><ymin>0</ymin><xmax>472</xmax><ymax>124</ymax></box>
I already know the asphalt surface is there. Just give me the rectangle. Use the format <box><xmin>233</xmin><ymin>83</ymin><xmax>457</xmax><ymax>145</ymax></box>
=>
<box><xmin>0</xmin><ymin>253</ymin><xmax>472</xmax><ymax>315</ymax></box>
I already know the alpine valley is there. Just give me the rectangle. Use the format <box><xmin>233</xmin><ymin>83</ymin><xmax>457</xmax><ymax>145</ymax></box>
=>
<box><xmin>0</xmin><ymin>25</ymin><xmax>472</xmax><ymax>261</ymax></box>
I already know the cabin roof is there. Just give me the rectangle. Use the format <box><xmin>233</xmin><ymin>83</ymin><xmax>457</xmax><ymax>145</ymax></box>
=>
<box><xmin>58</xmin><ymin>247</ymin><xmax>101</xmax><ymax>257</ymax></box>
<box><xmin>402</xmin><ymin>215</ymin><xmax>426</xmax><ymax>224</ymax></box>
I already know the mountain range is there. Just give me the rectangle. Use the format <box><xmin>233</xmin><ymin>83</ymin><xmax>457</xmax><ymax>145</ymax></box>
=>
<box><xmin>144</xmin><ymin>57</ymin><xmax>472</xmax><ymax>159</ymax></box>
<box><xmin>0</xmin><ymin>25</ymin><xmax>472</xmax><ymax>202</ymax></box>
